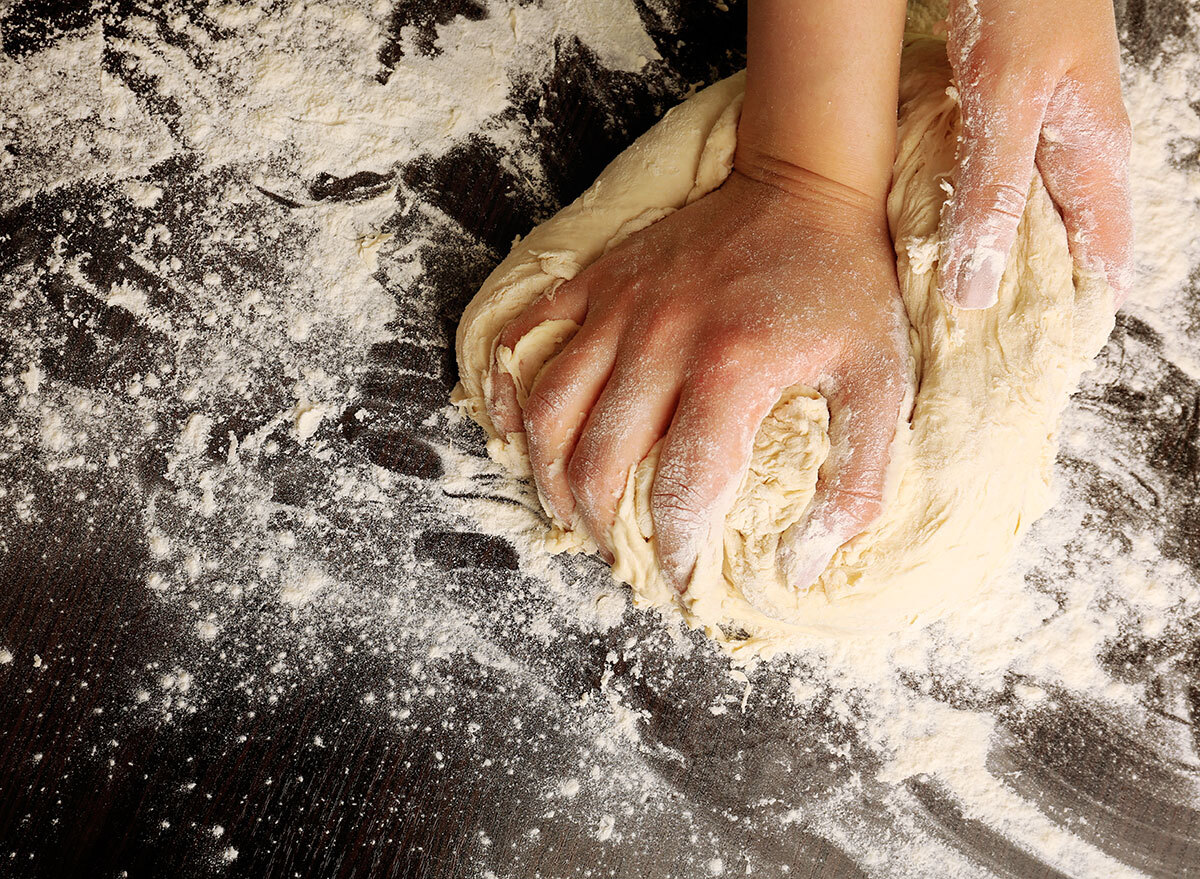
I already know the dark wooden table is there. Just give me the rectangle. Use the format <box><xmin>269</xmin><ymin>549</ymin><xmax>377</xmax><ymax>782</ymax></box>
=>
<box><xmin>2</xmin><ymin>1</ymin><xmax>1199</xmax><ymax>877</ymax></box>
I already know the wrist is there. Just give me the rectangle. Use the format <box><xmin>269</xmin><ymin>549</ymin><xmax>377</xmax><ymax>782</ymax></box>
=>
<box><xmin>731</xmin><ymin>145</ymin><xmax>889</xmax><ymax>228</ymax></box>
<box><xmin>742</xmin><ymin>0</ymin><xmax>905</xmax><ymax>208</ymax></box>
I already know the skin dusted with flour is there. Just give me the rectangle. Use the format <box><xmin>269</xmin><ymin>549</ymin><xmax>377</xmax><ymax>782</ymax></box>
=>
<box><xmin>454</xmin><ymin>38</ymin><xmax>1116</xmax><ymax>656</ymax></box>
<box><xmin>938</xmin><ymin>0</ymin><xmax>1133</xmax><ymax>310</ymax></box>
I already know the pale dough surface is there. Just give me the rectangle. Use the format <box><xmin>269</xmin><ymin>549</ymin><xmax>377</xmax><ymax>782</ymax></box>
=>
<box><xmin>453</xmin><ymin>38</ymin><xmax>1114</xmax><ymax>656</ymax></box>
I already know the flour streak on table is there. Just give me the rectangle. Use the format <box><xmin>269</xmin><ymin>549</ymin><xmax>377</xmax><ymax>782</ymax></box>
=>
<box><xmin>1</xmin><ymin>1</ymin><xmax>1199</xmax><ymax>878</ymax></box>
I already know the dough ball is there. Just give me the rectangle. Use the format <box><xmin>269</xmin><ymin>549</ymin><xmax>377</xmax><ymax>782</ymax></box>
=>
<box><xmin>453</xmin><ymin>37</ymin><xmax>1114</xmax><ymax>656</ymax></box>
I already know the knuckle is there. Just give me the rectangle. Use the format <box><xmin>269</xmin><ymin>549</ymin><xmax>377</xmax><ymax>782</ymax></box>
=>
<box><xmin>636</xmin><ymin>306</ymin><xmax>686</xmax><ymax>350</ymax></box>
<box><xmin>706</xmin><ymin>332</ymin><xmax>755</xmax><ymax>368</ymax></box>
<box><xmin>958</xmin><ymin>56</ymin><xmax>1023</xmax><ymax>105</ymax></box>
<box><xmin>523</xmin><ymin>384</ymin><xmax>569</xmax><ymax>434</ymax></box>
<box><xmin>565</xmin><ymin>450</ymin><xmax>595</xmax><ymax>494</ymax></box>
<box><xmin>695</xmin><ymin>329</ymin><xmax>768</xmax><ymax>377</ymax></box>
<box><xmin>957</xmin><ymin>84</ymin><xmax>1052</xmax><ymax>148</ymax></box>
<box><xmin>859</xmin><ymin>365</ymin><xmax>909</xmax><ymax>412</ymax></box>
<box><xmin>877</xmin><ymin>332</ymin><xmax>912</xmax><ymax>380</ymax></box>
<box><xmin>964</xmin><ymin>180</ymin><xmax>1028</xmax><ymax>222</ymax></box>
<box><xmin>825</xmin><ymin>485</ymin><xmax>884</xmax><ymax>528</ymax></box>
<box><xmin>551</xmin><ymin>276</ymin><xmax>580</xmax><ymax>300</ymax></box>
<box><xmin>566</xmin><ymin>452</ymin><xmax>615</xmax><ymax>512</ymax></box>
<box><xmin>497</xmin><ymin>282</ymin><xmax>585</xmax><ymax>352</ymax></box>
<box><xmin>1049</xmin><ymin>104</ymin><xmax>1131</xmax><ymax>164</ymax></box>
<box><xmin>982</xmin><ymin>179</ymin><xmax>1029</xmax><ymax>208</ymax></box>
<box><xmin>838</xmin><ymin>334</ymin><xmax>910</xmax><ymax>397</ymax></box>
<box><xmin>650</xmin><ymin>469</ymin><xmax>708</xmax><ymax>528</ymax></box>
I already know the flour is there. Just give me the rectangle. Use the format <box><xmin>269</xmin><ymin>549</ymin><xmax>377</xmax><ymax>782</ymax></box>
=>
<box><xmin>1122</xmin><ymin>25</ymin><xmax>1200</xmax><ymax>377</ymax></box>
<box><xmin>2</xmin><ymin>0</ymin><xmax>1199</xmax><ymax>876</ymax></box>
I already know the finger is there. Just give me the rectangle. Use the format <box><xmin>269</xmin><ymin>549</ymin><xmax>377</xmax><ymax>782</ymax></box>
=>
<box><xmin>566</xmin><ymin>348</ymin><xmax>683</xmax><ymax>556</ymax></box>
<box><xmin>1036</xmin><ymin>77</ymin><xmax>1133</xmax><ymax>305</ymax></box>
<box><xmin>485</xmin><ymin>278</ymin><xmax>590</xmax><ymax>438</ymax></box>
<box><xmin>940</xmin><ymin>45</ymin><xmax>1053</xmax><ymax>308</ymax></box>
<box><xmin>651</xmin><ymin>370</ymin><xmax>779</xmax><ymax>591</ymax></box>
<box><xmin>523</xmin><ymin>323</ymin><xmax>619</xmax><ymax>527</ymax></box>
<box><xmin>779</xmin><ymin>361</ymin><xmax>909</xmax><ymax>594</ymax></box>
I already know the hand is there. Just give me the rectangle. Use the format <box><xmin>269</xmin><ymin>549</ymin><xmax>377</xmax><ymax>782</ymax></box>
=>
<box><xmin>485</xmin><ymin>166</ymin><xmax>911</xmax><ymax>594</ymax></box>
<box><xmin>939</xmin><ymin>0</ymin><xmax>1133</xmax><ymax>309</ymax></box>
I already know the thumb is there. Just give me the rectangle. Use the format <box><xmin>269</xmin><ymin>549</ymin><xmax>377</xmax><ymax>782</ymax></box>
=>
<box><xmin>939</xmin><ymin>73</ymin><xmax>1050</xmax><ymax>309</ymax></box>
<box><xmin>778</xmin><ymin>364</ymin><xmax>909</xmax><ymax>594</ymax></box>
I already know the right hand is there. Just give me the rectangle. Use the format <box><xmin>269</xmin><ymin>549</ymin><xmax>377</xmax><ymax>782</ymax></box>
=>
<box><xmin>939</xmin><ymin>0</ymin><xmax>1133</xmax><ymax>309</ymax></box>
<box><xmin>485</xmin><ymin>162</ymin><xmax>911</xmax><ymax>597</ymax></box>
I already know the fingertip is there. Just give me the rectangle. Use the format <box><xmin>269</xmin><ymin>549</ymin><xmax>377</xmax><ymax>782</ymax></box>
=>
<box><xmin>1036</xmin><ymin>91</ymin><xmax>1135</xmax><ymax>311</ymax></box>
<box><xmin>1089</xmin><ymin>236</ymin><xmax>1133</xmax><ymax>307</ymax></box>
<box><xmin>658</xmin><ymin>550</ymin><xmax>690</xmax><ymax>595</ymax></box>
<box><xmin>651</xmin><ymin>465</ymin><xmax>731</xmax><ymax>596</ymax></box>
<box><xmin>1064</xmin><ymin>226</ymin><xmax>1133</xmax><ymax>310</ymax></box>
<box><xmin>657</xmin><ymin>525</ymin><xmax>708</xmax><ymax>594</ymax></box>
<box><xmin>484</xmin><ymin>362</ymin><xmax>525</xmax><ymax>439</ymax></box>
<box><xmin>937</xmin><ymin>204</ymin><xmax>1010</xmax><ymax>309</ymax></box>
<box><xmin>650</xmin><ymin>481</ymin><xmax>709</xmax><ymax>592</ymax></box>
<box><xmin>778</xmin><ymin>522</ymin><xmax>843</xmax><ymax>594</ymax></box>
<box><xmin>1110</xmin><ymin>266</ymin><xmax>1132</xmax><ymax>308</ymax></box>
<box><xmin>946</xmin><ymin>258</ymin><xmax>1002</xmax><ymax>310</ymax></box>
<box><xmin>770</xmin><ymin>367</ymin><xmax>901</xmax><ymax>599</ymax></box>
<box><xmin>534</xmin><ymin>449</ymin><xmax>578</xmax><ymax>529</ymax></box>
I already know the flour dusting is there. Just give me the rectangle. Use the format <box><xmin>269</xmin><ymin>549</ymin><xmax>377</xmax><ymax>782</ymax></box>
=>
<box><xmin>2</xmin><ymin>0</ymin><xmax>1199</xmax><ymax>876</ymax></box>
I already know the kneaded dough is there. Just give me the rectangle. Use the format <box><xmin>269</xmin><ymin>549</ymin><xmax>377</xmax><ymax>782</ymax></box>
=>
<box><xmin>453</xmin><ymin>38</ymin><xmax>1114</xmax><ymax>656</ymax></box>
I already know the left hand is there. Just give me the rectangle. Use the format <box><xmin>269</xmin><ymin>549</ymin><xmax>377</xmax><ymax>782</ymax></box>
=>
<box><xmin>939</xmin><ymin>0</ymin><xmax>1133</xmax><ymax>309</ymax></box>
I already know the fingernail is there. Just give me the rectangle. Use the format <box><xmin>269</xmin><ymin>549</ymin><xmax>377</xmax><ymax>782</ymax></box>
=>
<box><xmin>951</xmin><ymin>259</ymin><xmax>1001</xmax><ymax>309</ymax></box>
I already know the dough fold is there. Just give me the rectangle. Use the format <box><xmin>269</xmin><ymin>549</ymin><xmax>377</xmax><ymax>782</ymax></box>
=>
<box><xmin>453</xmin><ymin>38</ymin><xmax>1114</xmax><ymax>656</ymax></box>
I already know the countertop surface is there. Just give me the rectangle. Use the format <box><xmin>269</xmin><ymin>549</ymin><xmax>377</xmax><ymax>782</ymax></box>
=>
<box><xmin>2</xmin><ymin>1</ymin><xmax>1199</xmax><ymax>877</ymax></box>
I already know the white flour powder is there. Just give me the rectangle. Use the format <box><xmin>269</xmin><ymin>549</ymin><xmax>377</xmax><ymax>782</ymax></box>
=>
<box><xmin>1</xmin><ymin>1</ymin><xmax>1199</xmax><ymax>876</ymax></box>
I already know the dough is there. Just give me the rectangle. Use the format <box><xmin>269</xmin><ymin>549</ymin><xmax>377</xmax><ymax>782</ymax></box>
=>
<box><xmin>453</xmin><ymin>38</ymin><xmax>1114</xmax><ymax>656</ymax></box>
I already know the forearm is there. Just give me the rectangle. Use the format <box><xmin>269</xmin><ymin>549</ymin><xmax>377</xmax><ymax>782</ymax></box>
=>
<box><xmin>736</xmin><ymin>0</ymin><xmax>907</xmax><ymax>205</ymax></box>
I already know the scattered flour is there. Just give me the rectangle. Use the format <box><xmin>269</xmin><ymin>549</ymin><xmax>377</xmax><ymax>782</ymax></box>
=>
<box><xmin>1</xmin><ymin>0</ymin><xmax>1198</xmax><ymax>876</ymax></box>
